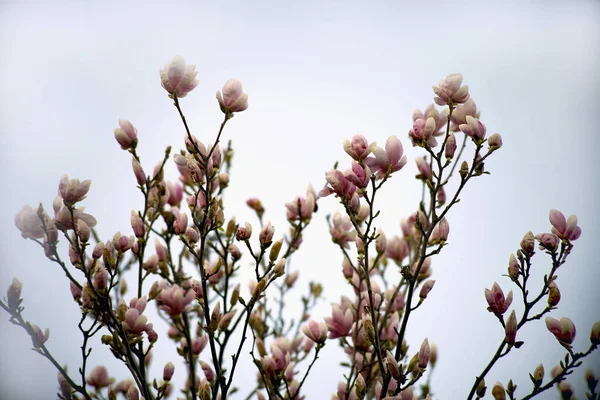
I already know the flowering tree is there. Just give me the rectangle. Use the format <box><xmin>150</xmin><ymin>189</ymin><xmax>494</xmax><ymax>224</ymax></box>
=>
<box><xmin>3</xmin><ymin>56</ymin><xmax>599</xmax><ymax>400</ymax></box>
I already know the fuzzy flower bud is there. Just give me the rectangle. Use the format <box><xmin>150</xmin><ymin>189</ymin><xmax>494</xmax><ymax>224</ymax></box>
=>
<box><xmin>418</xmin><ymin>338</ymin><xmax>430</xmax><ymax>369</ymax></box>
<box><xmin>7</xmin><ymin>278</ymin><xmax>23</xmax><ymax>311</ymax></box>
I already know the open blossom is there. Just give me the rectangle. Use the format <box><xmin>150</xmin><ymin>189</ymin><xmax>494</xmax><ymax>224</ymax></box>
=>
<box><xmin>15</xmin><ymin>205</ymin><xmax>45</xmax><ymax>239</ymax></box>
<box><xmin>217</xmin><ymin>79</ymin><xmax>248</xmax><ymax>113</ymax></box>
<box><xmin>54</xmin><ymin>207</ymin><xmax>97</xmax><ymax>230</ymax></box>
<box><xmin>159</xmin><ymin>56</ymin><xmax>199</xmax><ymax>98</ymax></box>
<box><xmin>87</xmin><ymin>366</ymin><xmax>112</xmax><ymax>389</ymax></box>
<box><xmin>302</xmin><ymin>320</ymin><xmax>328</xmax><ymax>343</ymax></box>
<box><xmin>345</xmin><ymin>162</ymin><xmax>371</xmax><ymax>189</ymax></box>
<box><xmin>549</xmin><ymin>209</ymin><xmax>582</xmax><ymax>241</ymax></box>
<box><xmin>325</xmin><ymin>304</ymin><xmax>353</xmax><ymax>338</ymax></box>
<box><xmin>385</xmin><ymin>236</ymin><xmax>408</xmax><ymax>263</ymax></box>
<box><xmin>459</xmin><ymin>116</ymin><xmax>487</xmax><ymax>141</ymax></box>
<box><xmin>363</xmin><ymin>136</ymin><xmax>407</xmax><ymax>178</ymax></box>
<box><xmin>329</xmin><ymin>212</ymin><xmax>356</xmax><ymax>249</ymax></box>
<box><xmin>433</xmin><ymin>73</ymin><xmax>470</xmax><ymax>105</ymax></box>
<box><xmin>545</xmin><ymin>317</ymin><xmax>576</xmax><ymax>345</ymax></box>
<box><xmin>322</xmin><ymin>169</ymin><xmax>357</xmax><ymax>199</ymax></box>
<box><xmin>450</xmin><ymin>98</ymin><xmax>479</xmax><ymax>129</ymax></box>
<box><xmin>409</xmin><ymin>117</ymin><xmax>438</xmax><ymax>148</ymax></box>
<box><xmin>114</xmin><ymin>120</ymin><xmax>138</xmax><ymax>150</ymax></box>
<box><xmin>412</xmin><ymin>104</ymin><xmax>447</xmax><ymax>135</ymax></box>
<box><xmin>285</xmin><ymin>186</ymin><xmax>316</xmax><ymax>221</ymax></box>
<box><xmin>58</xmin><ymin>174</ymin><xmax>91</xmax><ymax>204</ymax></box>
<box><xmin>343</xmin><ymin>134</ymin><xmax>376</xmax><ymax>160</ymax></box>
<box><xmin>157</xmin><ymin>284</ymin><xmax>195</xmax><ymax>316</ymax></box>
<box><xmin>485</xmin><ymin>282</ymin><xmax>513</xmax><ymax>315</ymax></box>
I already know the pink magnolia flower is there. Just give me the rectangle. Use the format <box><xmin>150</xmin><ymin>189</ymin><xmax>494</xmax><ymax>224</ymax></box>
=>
<box><xmin>217</xmin><ymin>79</ymin><xmax>248</xmax><ymax>113</ymax></box>
<box><xmin>535</xmin><ymin>233</ymin><xmax>559</xmax><ymax>251</ymax></box>
<box><xmin>433</xmin><ymin>73</ymin><xmax>470</xmax><ymax>105</ymax></box>
<box><xmin>157</xmin><ymin>285</ymin><xmax>195</xmax><ymax>316</ymax></box>
<box><xmin>87</xmin><ymin>366</ymin><xmax>112</xmax><ymax>389</ymax></box>
<box><xmin>15</xmin><ymin>205</ymin><xmax>46</xmax><ymax>239</ymax></box>
<box><xmin>58</xmin><ymin>174</ymin><xmax>91</xmax><ymax>204</ymax></box>
<box><xmin>345</xmin><ymin>162</ymin><xmax>371</xmax><ymax>189</ymax></box>
<box><xmin>385</xmin><ymin>236</ymin><xmax>408</xmax><ymax>263</ymax></box>
<box><xmin>114</xmin><ymin>120</ymin><xmax>138</xmax><ymax>150</ymax></box>
<box><xmin>363</xmin><ymin>136</ymin><xmax>407</xmax><ymax>178</ymax></box>
<box><xmin>54</xmin><ymin>207</ymin><xmax>97</xmax><ymax>230</ymax></box>
<box><xmin>343</xmin><ymin>134</ymin><xmax>376</xmax><ymax>161</ymax></box>
<box><xmin>545</xmin><ymin>317</ymin><xmax>576</xmax><ymax>345</ymax></box>
<box><xmin>450</xmin><ymin>98</ymin><xmax>479</xmax><ymax>129</ymax></box>
<box><xmin>325</xmin><ymin>304</ymin><xmax>354</xmax><ymax>338</ymax></box>
<box><xmin>160</xmin><ymin>56</ymin><xmax>199</xmax><ymax>98</ymax></box>
<box><xmin>130</xmin><ymin>211</ymin><xmax>144</xmax><ymax>238</ymax></box>
<box><xmin>409</xmin><ymin>117</ymin><xmax>438</xmax><ymax>148</ymax></box>
<box><xmin>173</xmin><ymin>212</ymin><xmax>188</xmax><ymax>235</ymax></box>
<box><xmin>459</xmin><ymin>116</ymin><xmax>487</xmax><ymax>141</ymax></box>
<box><xmin>285</xmin><ymin>186</ymin><xmax>316</xmax><ymax>221</ymax></box>
<box><xmin>322</xmin><ymin>169</ymin><xmax>357</xmax><ymax>199</ymax></box>
<box><xmin>429</xmin><ymin>217</ymin><xmax>450</xmax><ymax>243</ymax></box>
<box><xmin>236</xmin><ymin>222</ymin><xmax>252</xmax><ymax>241</ymax></box>
<box><xmin>302</xmin><ymin>320</ymin><xmax>328</xmax><ymax>343</ymax></box>
<box><xmin>123</xmin><ymin>308</ymin><xmax>152</xmax><ymax>335</ymax></box>
<box><xmin>485</xmin><ymin>282</ymin><xmax>513</xmax><ymax>315</ymax></box>
<box><xmin>412</xmin><ymin>104</ymin><xmax>447</xmax><ymax>135</ymax></box>
<box><xmin>259</xmin><ymin>221</ymin><xmax>275</xmax><ymax>247</ymax></box>
<box><xmin>549</xmin><ymin>209</ymin><xmax>582</xmax><ymax>241</ymax></box>
<box><xmin>329</xmin><ymin>212</ymin><xmax>356</xmax><ymax>249</ymax></box>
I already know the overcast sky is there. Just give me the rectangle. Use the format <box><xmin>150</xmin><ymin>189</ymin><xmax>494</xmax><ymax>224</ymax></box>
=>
<box><xmin>1</xmin><ymin>1</ymin><xmax>599</xmax><ymax>399</ymax></box>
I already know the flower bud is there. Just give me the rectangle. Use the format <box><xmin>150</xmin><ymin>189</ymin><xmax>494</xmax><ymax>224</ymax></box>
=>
<box><xmin>163</xmin><ymin>362</ymin><xmax>175</xmax><ymax>381</ymax></box>
<box><xmin>418</xmin><ymin>338</ymin><xmax>430</xmax><ymax>369</ymax></box>
<box><xmin>114</xmin><ymin>120</ymin><xmax>138</xmax><ymax>150</ymax></box>
<box><xmin>130</xmin><ymin>211</ymin><xmax>145</xmax><ymax>238</ymax></box>
<box><xmin>508</xmin><ymin>254</ymin><xmax>519</xmax><ymax>281</ymax></box>
<box><xmin>547</xmin><ymin>281</ymin><xmax>561</xmax><ymax>307</ymax></box>
<box><xmin>269</xmin><ymin>240</ymin><xmax>282</xmax><ymax>263</ymax></box>
<box><xmin>173</xmin><ymin>213</ymin><xmax>188</xmax><ymax>235</ymax></box>
<box><xmin>590</xmin><ymin>320</ymin><xmax>600</xmax><ymax>345</ymax></box>
<box><xmin>419</xmin><ymin>279</ymin><xmax>435</xmax><ymax>299</ymax></box>
<box><xmin>273</xmin><ymin>258</ymin><xmax>286</xmax><ymax>277</ymax></box>
<box><xmin>491</xmin><ymin>382</ymin><xmax>506</xmax><ymax>400</ymax></box>
<box><xmin>94</xmin><ymin>265</ymin><xmax>108</xmax><ymax>290</ymax></box>
<box><xmin>520</xmin><ymin>231</ymin><xmax>535</xmax><ymax>254</ymax></box>
<box><xmin>7</xmin><ymin>278</ymin><xmax>22</xmax><ymax>311</ymax></box>
<box><xmin>126</xmin><ymin>387</ymin><xmax>139</xmax><ymax>400</ymax></box>
<box><xmin>132</xmin><ymin>157</ymin><xmax>146</xmax><ymax>186</ymax></box>
<box><xmin>236</xmin><ymin>223</ymin><xmax>252</xmax><ymax>241</ymax></box>
<box><xmin>487</xmin><ymin>133</ymin><xmax>503</xmax><ymax>150</ymax></box>
<box><xmin>259</xmin><ymin>222</ymin><xmax>274</xmax><ymax>248</ymax></box>
<box><xmin>76</xmin><ymin>219</ymin><xmax>90</xmax><ymax>243</ymax></box>
<box><xmin>375</xmin><ymin>229</ymin><xmax>387</xmax><ymax>254</ymax></box>
<box><xmin>530</xmin><ymin>363</ymin><xmax>544</xmax><ymax>387</ymax></box>
<box><xmin>445</xmin><ymin>133</ymin><xmax>457</xmax><ymax>159</ymax></box>
<box><xmin>505</xmin><ymin>310</ymin><xmax>517</xmax><ymax>345</ymax></box>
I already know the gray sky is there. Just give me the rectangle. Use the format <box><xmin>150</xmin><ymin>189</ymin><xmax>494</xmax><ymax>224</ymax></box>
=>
<box><xmin>1</xmin><ymin>1</ymin><xmax>599</xmax><ymax>399</ymax></box>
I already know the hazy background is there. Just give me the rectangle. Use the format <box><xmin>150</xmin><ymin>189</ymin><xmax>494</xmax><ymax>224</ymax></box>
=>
<box><xmin>1</xmin><ymin>1</ymin><xmax>599</xmax><ymax>399</ymax></box>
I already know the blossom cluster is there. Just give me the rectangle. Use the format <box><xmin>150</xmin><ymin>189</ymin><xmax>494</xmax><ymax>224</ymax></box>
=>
<box><xmin>2</xmin><ymin>58</ymin><xmax>598</xmax><ymax>400</ymax></box>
